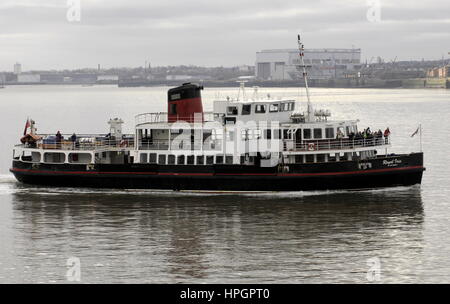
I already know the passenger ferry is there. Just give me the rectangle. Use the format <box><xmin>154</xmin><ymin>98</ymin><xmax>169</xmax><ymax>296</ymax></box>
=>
<box><xmin>10</xmin><ymin>37</ymin><xmax>425</xmax><ymax>191</ymax></box>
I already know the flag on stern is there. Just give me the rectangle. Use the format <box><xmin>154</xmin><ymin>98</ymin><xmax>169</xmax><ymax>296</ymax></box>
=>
<box><xmin>23</xmin><ymin>118</ymin><xmax>30</xmax><ymax>136</ymax></box>
<box><xmin>411</xmin><ymin>125</ymin><xmax>420</xmax><ymax>137</ymax></box>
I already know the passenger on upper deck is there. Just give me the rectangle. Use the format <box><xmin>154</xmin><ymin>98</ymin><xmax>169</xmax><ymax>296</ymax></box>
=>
<box><xmin>384</xmin><ymin>127</ymin><xmax>391</xmax><ymax>144</ymax></box>
<box><xmin>56</xmin><ymin>131</ymin><xmax>63</xmax><ymax>148</ymax></box>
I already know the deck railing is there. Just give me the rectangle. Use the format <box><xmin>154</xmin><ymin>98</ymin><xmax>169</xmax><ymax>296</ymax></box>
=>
<box><xmin>135</xmin><ymin>112</ymin><xmax>215</xmax><ymax>125</ymax></box>
<box><xmin>139</xmin><ymin>139</ymin><xmax>222</xmax><ymax>151</ymax></box>
<box><xmin>286</xmin><ymin>137</ymin><xmax>390</xmax><ymax>152</ymax></box>
<box><xmin>17</xmin><ymin>134</ymin><xmax>135</xmax><ymax>151</ymax></box>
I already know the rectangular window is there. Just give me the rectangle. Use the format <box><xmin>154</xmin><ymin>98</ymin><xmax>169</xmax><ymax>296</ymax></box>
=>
<box><xmin>216</xmin><ymin>155</ymin><xmax>224</xmax><ymax>164</ymax></box>
<box><xmin>227</xmin><ymin>106</ymin><xmax>238</xmax><ymax>115</ymax></box>
<box><xmin>170</xmin><ymin>103</ymin><xmax>177</xmax><ymax>115</ymax></box>
<box><xmin>168</xmin><ymin>155</ymin><xmax>175</xmax><ymax>165</ymax></box>
<box><xmin>325</xmin><ymin>128</ymin><xmax>335</xmax><ymax>139</ymax></box>
<box><xmin>177</xmin><ymin>155</ymin><xmax>185</xmax><ymax>165</ymax></box>
<box><xmin>314</xmin><ymin>128</ymin><xmax>323</xmax><ymax>139</ymax></box>
<box><xmin>295</xmin><ymin>155</ymin><xmax>304</xmax><ymax>164</ymax></box>
<box><xmin>269</xmin><ymin>103</ymin><xmax>279</xmax><ymax>112</ymax></box>
<box><xmin>158</xmin><ymin>154</ymin><xmax>166</xmax><ymax>164</ymax></box>
<box><xmin>187</xmin><ymin>155</ymin><xmax>194</xmax><ymax>165</ymax></box>
<box><xmin>305</xmin><ymin>155</ymin><xmax>315</xmax><ymax>163</ymax></box>
<box><xmin>273</xmin><ymin>129</ymin><xmax>281</xmax><ymax>139</ymax></box>
<box><xmin>149</xmin><ymin>153</ymin><xmax>157</xmax><ymax>163</ymax></box>
<box><xmin>242</xmin><ymin>104</ymin><xmax>251</xmax><ymax>115</ymax></box>
<box><xmin>196</xmin><ymin>155</ymin><xmax>204</xmax><ymax>165</ymax></box>
<box><xmin>255</xmin><ymin>104</ymin><xmax>266</xmax><ymax>113</ymax></box>
<box><xmin>226</xmin><ymin>131</ymin><xmax>235</xmax><ymax>141</ymax></box>
<box><xmin>317</xmin><ymin>154</ymin><xmax>325</xmax><ymax>163</ymax></box>
<box><xmin>281</xmin><ymin>103</ymin><xmax>291</xmax><ymax>112</ymax></box>
<box><xmin>206</xmin><ymin>156</ymin><xmax>214</xmax><ymax>165</ymax></box>
<box><xmin>264</xmin><ymin>129</ymin><xmax>272</xmax><ymax>139</ymax></box>
<box><xmin>303</xmin><ymin>129</ymin><xmax>311</xmax><ymax>139</ymax></box>
<box><xmin>140</xmin><ymin>154</ymin><xmax>148</xmax><ymax>163</ymax></box>
<box><xmin>225</xmin><ymin>155</ymin><xmax>233</xmax><ymax>164</ymax></box>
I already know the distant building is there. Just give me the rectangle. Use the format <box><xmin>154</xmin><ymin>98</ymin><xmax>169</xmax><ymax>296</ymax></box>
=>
<box><xmin>256</xmin><ymin>48</ymin><xmax>362</xmax><ymax>80</ymax></box>
<box><xmin>14</xmin><ymin>62</ymin><xmax>22</xmax><ymax>75</ymax></box>
<box><xmin>427</xmin><ymin>65</ymin><xmax>450</xmax><ymax>78</ymax></box>
<box><xmin>17</xmin><ymin>73</ymin><xmax>40</xmax><ymax>83</ymax></box>
<box><xmin>238</xmin><ymin>65</ymin><xmax>254</xmax><ymax>73</ymax></box>
<box><xmin>64</xmin><ymin>73</ymin><xmax>97</xmax><ymax>84</ymax></box>
<box><xmin>40</xmin><ymin>74</ymin><xmax>64</xmax><ymax>84</ymax></box>
<box><xmin>97</xmin><ymin>75</ymin><xmax>119</xmax><ymax>82</ymax></box>
<box><xmin>166</xmin><ymin>75</ymin><xmax>193</xmax><ymax>81</ymax></box>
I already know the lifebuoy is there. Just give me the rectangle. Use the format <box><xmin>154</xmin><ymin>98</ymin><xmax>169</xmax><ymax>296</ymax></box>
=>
<box><xmin>307</xmin><ymin>143</ymin><xmax>316</xmax><ymax>151</ymax></box>
<box><xmin>119</xmin><ymin>140</ymin><xmax>128</xmax><ymax>148</ymax></box>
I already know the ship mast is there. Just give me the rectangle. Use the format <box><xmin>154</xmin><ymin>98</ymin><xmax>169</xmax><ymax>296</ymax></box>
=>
<box><xmin>297</xmin><ymin>34</ymin><xmax>314</xmax><ymax>122</ymax></box>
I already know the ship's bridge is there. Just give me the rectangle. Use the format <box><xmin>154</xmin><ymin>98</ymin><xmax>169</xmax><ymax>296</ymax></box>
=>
<box><xmin>213</xmin><ymin>98</ymin><xmax>296</xmax><ymax>125</ymax></box>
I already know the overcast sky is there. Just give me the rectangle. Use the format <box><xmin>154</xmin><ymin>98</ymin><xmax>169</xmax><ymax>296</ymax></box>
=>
<box><xmin>1</xmin><ymin>0</ymin><xmax>449</xmax><ymax>71</ymax></box>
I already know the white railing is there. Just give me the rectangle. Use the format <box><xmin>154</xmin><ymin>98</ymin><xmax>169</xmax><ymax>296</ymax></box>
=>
<box><xmin>17</xmin><ymin>134</ymin><xmax>135</xmax><ymax>151</ymax></box>
<box><xmin>135</xmin><ymin>112</ymin><xmax>215</xmax><ymax>125</ymax></box>
<box><xmin>138</xmin><ymin>139</ymin><xmax>222</xmax><ymax>151</ymax></box>
<box><xmin>286</xmin><ymin>137</ymin><xmax>390</xmax><ymax>152</ymax></box>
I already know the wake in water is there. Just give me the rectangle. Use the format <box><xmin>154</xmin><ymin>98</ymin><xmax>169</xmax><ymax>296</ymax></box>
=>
<box><xmin>0</xmin><ymin>172</ymin><xmax>420</xmax><ymax>198</ymax></box>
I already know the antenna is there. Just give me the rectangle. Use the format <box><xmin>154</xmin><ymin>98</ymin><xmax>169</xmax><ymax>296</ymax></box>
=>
<box><xmin>297</xmin><ymin>34</ymin><xmax>313</xmax><ymax>122</ymax></box>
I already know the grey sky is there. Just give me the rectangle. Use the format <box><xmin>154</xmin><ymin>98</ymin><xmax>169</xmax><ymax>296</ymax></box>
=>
<box><xmin>1</xmin><ymin>0</ymin><xmax>449</xmax><ymax>71</ymax></box>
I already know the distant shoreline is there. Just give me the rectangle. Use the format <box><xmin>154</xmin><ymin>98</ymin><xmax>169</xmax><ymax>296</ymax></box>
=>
<box><xmin>2</xmin><ymin>78</ymin><xmax>449</xmax><ymax>89</ymax></box>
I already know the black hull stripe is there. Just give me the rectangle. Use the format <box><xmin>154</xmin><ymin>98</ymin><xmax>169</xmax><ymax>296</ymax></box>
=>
<box><xmin>10</xmin><ymin>166</ymin><xmax>424</xmax><ymax>177</ymax></box>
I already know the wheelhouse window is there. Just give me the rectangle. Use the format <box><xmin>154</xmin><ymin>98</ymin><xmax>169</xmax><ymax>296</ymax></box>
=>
<box><xmin>216</xmin><ymin>155</ymin><xmax>224</xmax><ymax>164</ymax></box>
<box><xmin>242</xmin><ymin>104</ymin><xmax>251</xmax><ymax>115</ymax></box>
<box><xmin>168</xmin><ymin>155</ymin><xmax>175</xmax><ymax>165</ymax></box>
<box><xmin>196</xmin><ymin>155</ymin><xmax>204</xmax><ymax>165</ymax></box>
<box><xmin>325</xmin><ymin>127</ymin><xmax>335</xmax><ymax>139</ymax></box>
<box><xmin>281</xmin><ymin>102</ymin><xmax>294</xmax><ymax>112</ymax></box>
<box><xmin>303</xmin><ymin>129</ymin><xmax>312</xmax><ymax>139</ymax></box>
<box><xmin>314</xmin><ymin>128</ymin><xmax>323</xmax><ymax>139</ymax></box>
<box><xmin>269</xmin><ymin>103</ymin><xmax>279</xmax><ymax>112</ymax></box>
<box><xmin>227</xmin><ymin>106</ymin><xmax>238</xmax><ymax>115</ymax></box>
<box><xmin>255</xmin><ymin>104</ymin><xmax>266</xmax><ymax>113</ymax></box>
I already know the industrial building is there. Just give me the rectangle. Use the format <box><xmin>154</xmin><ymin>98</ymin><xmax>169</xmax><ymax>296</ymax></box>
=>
<box><xmin>256</xmin><ymin>48</ymin><xmax>362</xmax><ymax>80</ymax></box>
<box><xmin>427</xmin><ymin>65</ymin><xmax>450</xmax><ymax>78</ymax></box>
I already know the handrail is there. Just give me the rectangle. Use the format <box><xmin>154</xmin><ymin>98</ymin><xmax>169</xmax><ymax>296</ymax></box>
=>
<box><xmin>138</xmin><ymin>139</ymin><xmax>222</xmax><ymax>151</ymax></box>
<box><xmin>286</xmin><ymin>137</ymin><xmax>390</xmax><ymax>152</ymax></box>
<box><xmin>135</xmin><ymin>112</ymin><xmax>215</xmax><ymax>125</ymax></box>
<box><xmin>16</xmin><ymin>137</ymin><xmax>135</xmax><ymax>151</ymax></box>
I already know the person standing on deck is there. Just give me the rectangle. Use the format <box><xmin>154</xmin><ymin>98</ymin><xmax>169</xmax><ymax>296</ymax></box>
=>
<box><xmin>384</xmin><ymin>127</ymin><xmax>391</xmax><ymax>144</ymax></box>
<box><xmin>56</xmin><ymin>131</ymin><xmax>63</xmax><ymax>148</ymax></box>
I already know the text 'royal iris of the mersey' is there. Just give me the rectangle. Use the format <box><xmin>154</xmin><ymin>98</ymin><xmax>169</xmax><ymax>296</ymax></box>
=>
<box><xmin>10</xmin><ymin>36</ymin><xmax>425</xmax><ymax>192</ymax></box>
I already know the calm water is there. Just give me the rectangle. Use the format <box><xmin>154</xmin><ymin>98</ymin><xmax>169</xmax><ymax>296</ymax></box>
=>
<box><xmin>0</xmin><ymin>85</ymin><xmax>449</xmax><ymax>283</ymax></box>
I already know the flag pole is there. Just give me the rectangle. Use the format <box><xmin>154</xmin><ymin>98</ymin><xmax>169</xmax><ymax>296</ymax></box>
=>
<box><xmin>419</xmin><ymin>123</ymin><xmax>422</xmax><ymax>152</ymax></box>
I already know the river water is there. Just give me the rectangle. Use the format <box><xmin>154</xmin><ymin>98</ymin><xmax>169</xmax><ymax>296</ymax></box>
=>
<box><xmin>0</xmin><ymin>85</ymin><xmax>449</xmax><ymax>283</ymax></box>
